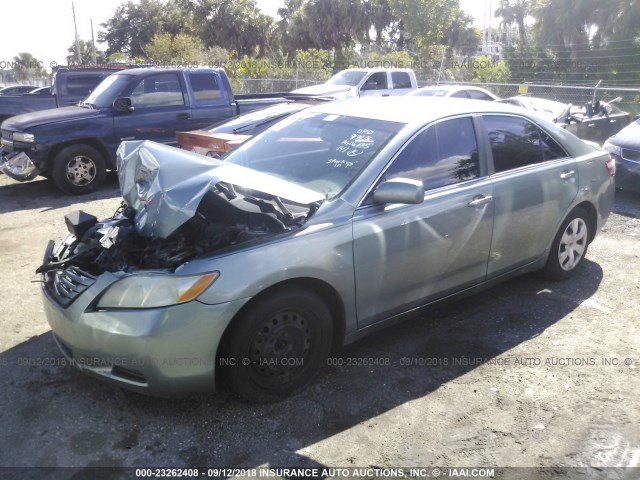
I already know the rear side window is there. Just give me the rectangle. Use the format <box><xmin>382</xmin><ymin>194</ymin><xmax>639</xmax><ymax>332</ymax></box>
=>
<box><xmin>383</xmin><ymin>117</ymin><xmax>480</xmax><ymax>191</ymax></box>
<box><xmin>540</xmin><ymin>129</ymin><xmax>568</xmax><ymax>161</ymax></box>
<box><xmin>391</xmin><ymin>72</ymin><xmax>412</xmax><ymax>89</ymax></box>
<box><xmin>188</xmin><ymin>73</ymin><xmax>221</xmax><ymax>102</ymax></box>
<box><xmin>484</xmin><ymin>115</ymin><xmax>566</xmax><ymax>173</ymax></box>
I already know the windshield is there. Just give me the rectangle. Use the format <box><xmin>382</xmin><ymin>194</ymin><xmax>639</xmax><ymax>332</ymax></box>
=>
<box><xmin>224</xmin><ymin>111</ymin><xmax>404</xmax><ymax>200</ymax></box>
<box><xmin>83</xmin><ymin>73</ymin><xmax>132</xmax><ymax>108</ymax></box>
<box><xmin>326</xmin><ymin>70</ymin><xmax>367</xmax><ymax>86</ymax></box>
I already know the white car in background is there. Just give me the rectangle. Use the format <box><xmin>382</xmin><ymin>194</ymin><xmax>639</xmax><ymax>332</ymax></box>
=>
<box><xmin>406</xmin><ymin>85</ymin><xmax>499</xmax><ymax>101</ymax></box>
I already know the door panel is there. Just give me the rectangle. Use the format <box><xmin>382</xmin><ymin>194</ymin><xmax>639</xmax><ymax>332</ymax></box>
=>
<box><xmin>487</xmin><ymin>158</ymin><xmax>578</xmax><ymax>275</ymax></box>
<box><xmin>353</xmin><ymin>181</ymin><xmax>494</xmax><ymax>327</ymax></box>
<box><xmin>482</xmin><ymin>115</ymin><xmax>579</xmax><ymax>276</ymax></box>
<box><xmin>113</xmin><ymin>72</ymin><xmax>191</xmax><ymax>146</ymax></box>
<box><xmin>352</xmin><ymin>116</ymin><xmax>493</xmax><ymax>327</ymax></box>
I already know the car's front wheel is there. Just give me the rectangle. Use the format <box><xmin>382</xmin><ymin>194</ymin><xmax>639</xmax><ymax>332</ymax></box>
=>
<box><xmin>218</xmin><ymin>287</ymin><xmax>333</xmax><ymax>403</ymax></box>
<box><xmin>543</xmin><ymin>207</ymin><xmax>590</xmax><ymax>280</ymax></box>
<box><xmin>51</xmin><ymin>144</ymin><xmax>106</xmax><ymax>195</ymax></box>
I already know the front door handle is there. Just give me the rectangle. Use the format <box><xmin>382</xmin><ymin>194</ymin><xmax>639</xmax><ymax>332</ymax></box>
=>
<box><xmin>177</xmin><ymin>113</ymin><xmax>191</xmax><ymax>120</ymax></box>
<box><xmin>560</xmin><ymin>170</ymin><xmax>576</xmax><ymax>180</ymax></box>
<box><xmin>467</xmin><ymin>195</ymin><xmax>493</xmax><ymax>207</ymax></box>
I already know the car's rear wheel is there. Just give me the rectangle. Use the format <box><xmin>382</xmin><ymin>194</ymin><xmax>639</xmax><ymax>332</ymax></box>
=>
<box><xmin>542</xmin><ymin>207</ymin><xmax>590</xmax><ymax>280</ymax></box>
<box><xmin>51</xmin><ymin>144</ymin><xmax>106</xmax><ymax>195</ymax></box>
<box><xmin>218</xmin><ymin>287</ymin><xmax>333</xmax><ymax>403</ymax></box>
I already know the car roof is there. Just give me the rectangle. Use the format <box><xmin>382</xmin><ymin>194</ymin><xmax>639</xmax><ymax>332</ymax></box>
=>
<box><xmin>306</xmin><ymin>96</ymin><xmax>530</xmax><ymax>125</ymax></box>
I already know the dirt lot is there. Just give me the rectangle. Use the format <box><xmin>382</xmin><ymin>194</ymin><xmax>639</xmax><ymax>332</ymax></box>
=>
<box><xmin>0</xmin><ymin>172</ymin><xmax>638</xmax><ymax>478</ymax></box>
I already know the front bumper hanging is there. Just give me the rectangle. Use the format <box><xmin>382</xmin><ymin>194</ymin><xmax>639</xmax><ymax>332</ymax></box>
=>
<box><xmin>0</xmin><ymin>148</ymin><xmax>40</xmax><ymax>181</ymax></box>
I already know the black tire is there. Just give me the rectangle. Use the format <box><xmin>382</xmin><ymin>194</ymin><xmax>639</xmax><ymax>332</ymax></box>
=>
<box><xmin>218</xmin><ymin>287</ymin><xmax>333</xmax><ymax>403</ymax></box>
<box><xmin>542</xmin><ymin>207</ymin><xmax>590</xmax><ymax>280</ymax></box>
<box><xmin>51</xmin><ymin>144</ymin><xmax>106</xmax><ymax>195</ymax></box>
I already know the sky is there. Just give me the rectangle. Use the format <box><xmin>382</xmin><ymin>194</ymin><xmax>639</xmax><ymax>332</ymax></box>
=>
<box><xmin>0</xmin><ymin>0</ymin><xmax>497</xmax><ymax>71</ymax></box>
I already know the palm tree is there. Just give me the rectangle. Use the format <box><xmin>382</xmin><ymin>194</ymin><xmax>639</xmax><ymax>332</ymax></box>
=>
<box><xmin>495</xmin><ymin>0</ymin><xmax>532</xmax><ymax>45</ymax></box>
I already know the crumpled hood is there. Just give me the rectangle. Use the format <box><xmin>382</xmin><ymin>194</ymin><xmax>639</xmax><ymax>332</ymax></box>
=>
<box><xmin>1</xmin><ymin>106</ymin><xmax>101</xmax><ymax>131</ymax></box>
<box><xmin>290</xmin><ymin>84</ymin><xmax>354</xmax><ymax>97</ymax></box>
<box><xmin>117</xmin><ymin>140</ymin><xmax>325</xmax><ymax>239</ymax></box>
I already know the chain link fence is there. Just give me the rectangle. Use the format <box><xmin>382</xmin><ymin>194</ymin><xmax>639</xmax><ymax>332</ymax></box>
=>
<box><xmin>444</xmin><ymin>82</ymin><xmax>640</xmax><ymax>114</ymax></box>
<box><xmin>234</xmin><ymin>78</ymin><xmax>640</xmax><ymax>115</ymax></box>
<box><xmin>232</xmin><ymin>78</ymin><xmax>323</xmax><ymax>94</ymax></box>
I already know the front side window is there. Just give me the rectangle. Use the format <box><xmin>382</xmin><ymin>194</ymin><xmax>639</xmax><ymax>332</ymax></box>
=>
<box><xmin>382</xmin><ymin>117</ymin><xmax>480</xmax><ymax>191</ymax></box>
<box><xmin>129</xmin><ymin>73</ymin><xmax>185</xmax><ymax>108</ymax></box>
<box><xmin>363</xmin><ymin>72</ymin><xmax>388</xmax><ymax>90</ymax></box>
<box><xmin>484</xmin><ymin>115</ymin><xmax>565</xmax><ymax>172</ymax></box>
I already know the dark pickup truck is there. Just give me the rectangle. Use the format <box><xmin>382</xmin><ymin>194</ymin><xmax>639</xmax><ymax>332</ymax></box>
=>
<box><xmin>0</xmin><ymin>66</ymin><xmax>123</xmax><ymax>124</ymax></box>
<box><xmin>0</xmin><ymin>67</ymin><xmax>286</xmax><ymax>194</ymax></box>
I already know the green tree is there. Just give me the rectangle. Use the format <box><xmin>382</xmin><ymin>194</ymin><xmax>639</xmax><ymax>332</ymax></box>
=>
<box><xmin>99</xmin><ymin>0</ymin><xmax>166</xmax><ymax>58</ymax></box>
<box><xmin>389</xmin><ymin>0</ymin><xmax>477</xmax><ymax>53</ymax></box>
<box><xmin>193</xmin><ymin>0</ymin><xmax>275</xmax><ymax>57</ymax></box>
<box><xmin>145</xmin><ymin>33</ymin><xmax>205</xmax><ymax>65</ymax></box>
<box><xmin>67</xmin><ymin>40</ymin><xmax>107</xmax><ymax>65</ymax></box>
<box><xmin>367</xmin><ymin>0</ymin><xmax>395</xmax><ymax>47</ymax></box>
<box><xmin>283</xmin><ymin>0</ymin><xmax>369</xmax><ymax>68</ymax></box>
<box><xmin>495</xmin><ymin>0</ymin><xmax>533</xmax><ymax>45</ymax></box>
<box><xmin>472</xmin><ymin>55</ymin><xmax>511</xmax><ymax>82</ymax></box>
<box><xmin>12</xmin><ymin>53</ymin><xmax>47</xmax><ymax>82</ymax></box>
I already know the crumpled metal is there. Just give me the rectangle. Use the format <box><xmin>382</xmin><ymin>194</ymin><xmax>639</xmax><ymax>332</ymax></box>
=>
<box><xmin>116</xmin><ymin>140</ymin><xmax>324</xmax><ymax>239</ymax></box>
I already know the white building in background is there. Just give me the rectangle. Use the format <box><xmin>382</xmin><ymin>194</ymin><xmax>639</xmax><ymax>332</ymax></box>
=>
<box><xmin>477</xmin><ymin>40</ymin><xmax>503</xmax><ymax>61</ymax></box>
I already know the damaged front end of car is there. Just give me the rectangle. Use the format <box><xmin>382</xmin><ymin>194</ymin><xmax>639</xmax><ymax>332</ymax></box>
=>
<box><xmin>38</xmin><ymin>140</ymin><xmax>325</xmax><ymax>306</ymax></box>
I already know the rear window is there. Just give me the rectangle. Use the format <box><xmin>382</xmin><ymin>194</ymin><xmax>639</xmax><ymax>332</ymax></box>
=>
<box><xmin>61</xmin><ymin>75</ymin><xmax>105</xmax><ymax>97</ymax></box>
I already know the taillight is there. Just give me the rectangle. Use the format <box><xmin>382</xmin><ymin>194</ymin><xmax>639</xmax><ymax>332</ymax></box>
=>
<box><xmin>605</xmin><ymin>156</ymin><xmax>616</xmax><ymax>176</ymax></box>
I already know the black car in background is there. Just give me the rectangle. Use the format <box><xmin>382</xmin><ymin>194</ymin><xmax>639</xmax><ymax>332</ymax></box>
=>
<box><xmin>498</xmin><ymin>95</ymin><xmax>631</xmax><ymax>145</ymax></box>
<box><xmin>0</xmin><ymin>85</ymin><xmax>38</xmax><ymax>95</ymax></box>
<box><xmin>604</xmin><ymin>118</ymin><xmax>640</xmax><ymax>192</ymax></box>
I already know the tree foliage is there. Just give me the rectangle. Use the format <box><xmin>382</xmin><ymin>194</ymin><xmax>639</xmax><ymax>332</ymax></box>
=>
<box><xmin>67</xmin><ymin>40</ymin><xmax>108</xmax><ymax>65</ymax></box>
<box><xmin>12</xmin><ymin>53</ymin><xmax>47</xmax><ymax>81</ymax></box>
<box><xmin>145</xmin><ymin>33</ymin><xmax>204</xmax><ymax>65</ymax></box>
<box><xmin>496</xmin><ymin>0</ymin><xmax>640</xmax><ymax>85</ymax></box>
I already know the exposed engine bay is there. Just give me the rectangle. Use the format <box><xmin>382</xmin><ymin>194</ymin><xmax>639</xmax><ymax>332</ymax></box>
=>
<box><xmin>37</xmin><ymin>140</ymin><xmax>327</xmax><ymax>278</ymax></box>
<box><xmin>38</xmin><ymin>184</ymin><xmax>316</xmax><ymax>276</ymax></box>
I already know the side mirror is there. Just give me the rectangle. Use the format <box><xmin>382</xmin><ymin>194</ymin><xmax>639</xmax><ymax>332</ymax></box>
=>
<box><xmin>113</xmin><ymin>97</ymin><xmax>134</xmax><ymax>112</ymax></box>
<box><xmin>372</xmin><ymin>178</ymin><xmax>424</xmax><ymax>205</ymax></box>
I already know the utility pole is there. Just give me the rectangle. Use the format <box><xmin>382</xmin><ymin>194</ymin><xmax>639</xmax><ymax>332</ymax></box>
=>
<box><xmin>91</xmin><ymin>19</ymin><xmax>97</xmax><ymax>64</ymax></box>
<box><xmin>72</xmin><ymin>2</ymin><xmax>81</xmax><ymax>64</ymax></box>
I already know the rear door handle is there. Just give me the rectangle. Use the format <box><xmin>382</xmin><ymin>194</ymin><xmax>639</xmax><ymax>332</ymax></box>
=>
<box><xmin>467</xmin><ymin>195</ymin><xmax>493</xmax><ymax>207</ymax></box>
<box><xmin>177</xmin><ymin>113</ymin><xmax>191</xmax><ymax>120</ymax></box>
<box><xmin>560</xmin><ymin>170</ymin><xmax>576</xmax><ymax>180</ymax></box>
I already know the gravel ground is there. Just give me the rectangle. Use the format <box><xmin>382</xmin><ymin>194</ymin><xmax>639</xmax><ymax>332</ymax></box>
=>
<box><xmin>0</xmin><ymin>173</ymin><xmax>638</xmax><ymax>479</ymax></box>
